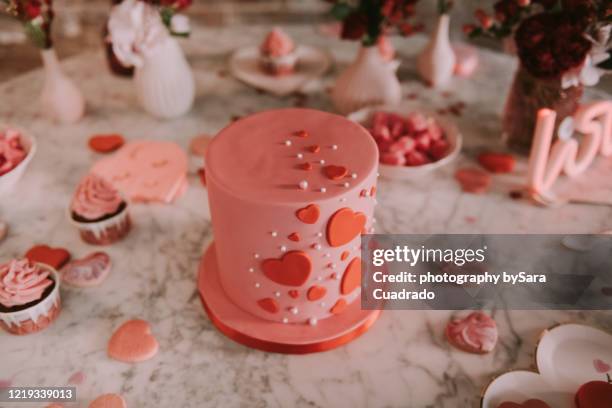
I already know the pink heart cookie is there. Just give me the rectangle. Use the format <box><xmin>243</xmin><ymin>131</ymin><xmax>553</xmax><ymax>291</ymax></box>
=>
<box><xmin>108</xmin><ymin>319</ymin><xmax>159</xmax><ymax>363</ymax></box>
<box><xmin>446</xmin><ymin>311</ymin><xmax>498</xmax><ymax>354</ymax></box>
<box><xmin>60</xmin><ymin>252</ymin><xmax>111</xmax><ymax>288</ymax></box>
<box><xmin>88</xmin><ymin>393</ymin><xmax>126</xmax><ymax>408</ymax></box>
<box><xmin>92</xmin><ymin>140</ymin><xmax>188</xmax><ymax>203</ymax></box>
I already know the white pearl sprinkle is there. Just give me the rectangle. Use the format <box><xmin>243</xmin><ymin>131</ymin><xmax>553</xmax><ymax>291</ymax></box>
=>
<box><xmin>320</xmin><ymin>187</ymin><xmax>327</xmax><ymax>193</ymax></box>
<box><xmin>314</xmin><ymin>244</ymin><xmax>322</xmax><ymax>250</ymax></box>
<box><xmin>271</xmin><ymin>231</ymin><xmax>278</xmax><ymax>237</ymax></box>
<box><xmin>290</xmin><ymin>307</ymin><xmax>299</xmax><ymax>315</ymax></box>
<box><xmin>255</xmin><ymin>282</ymin><xmax>261</xmax><ymax>288</ymax></box>
<box><xmin>254</xmin><ymin>253</ymin><xmax>260</xmax><ymax>259</ymax></box>
<box><xmin>334</xmin><ymin>274</ymin><xmax>340</xmax><ymax>280</ymax></box>
<box><xmin>284</xmin><ymin>140</ymin><xmax>292</xmax><ymax>146</ymax></box>
<box><xmin>298</xmin><ymin>180</ymin><xmax>308</xmax><ymax>190</ymax></box>
<box><xmin>343</xmin><ymin>182</ymin><xmax>350</xmax><ymax>188</ymax></box>
<box><xmin>324</xmin><ymin>253</ymin><xmax>331</xmax><ymax>258</ymax></box>
<box><xmin>316</xmin><ymin>232</ymin><xmax>323</xmax><ymax>237</ymax></box>
<box><xmin>351</xmin><ymin>173</ymin><xmax>357</xmax><ymax>179</ymax></box>
<box><xmin>282</xmin><ymin>317</ymin><xmax>289</xmax><ymax>323</ymax></box>
<box><xmin>308</xmin><ymin>317</ymin><xmax>318</xmax><ymax>326</ymax></box>
<box><xmin>274</xmin><ymin>291</ymin><xmax>281</xmax><ymax>297</ymax></box>
<box><xmin>331</xmin><ymin>144</ymin><xmax>338</xmax><ymax>150</ymax></box>
<box><xmin>319</xmin><ymin>159</ymin><xmax>325</xmax><ymax>165</ymax></box>
<box><xmin>280</xmin><ymin>245</ymin><xmax>287</xmax><ymax>252</ymax></box>
<box><xmin>297</xmin><ymin>153</ymin><xmax>304</xmax><ymax>159</ymax></box>
<box><xmin>329</xmin><ymin>263</ymin><xmax>336</xmax><ymax>269</ymax></box>
<box><xmin>248</xmin><ymin>267</ymin><xmax>254</xmax><ymax>273</ymax></box>
<box><xmin>340</xmin><ymin>198</ymin><xmax>347</xmax><ymax>202</ymax></box>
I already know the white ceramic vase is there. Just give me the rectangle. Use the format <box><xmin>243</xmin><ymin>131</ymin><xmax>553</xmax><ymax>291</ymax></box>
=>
<box><xmin>134</xmin><ymin>37</ymin><xmax>195</xmax><ymax>119</ymax></box>
<box><xmin>40</xmin><ymin>48</ymin><xmax>85</xmax><ymax>124</ymax></box>
<box><xmin>331</xmin><ymin>45</ymin><xmax>402</xmax><ymax>115</ymax></box>
<box><xmin>417</xmin><ymin>14</ymin><xmax>456</xmax><ymax>89</ymax></box>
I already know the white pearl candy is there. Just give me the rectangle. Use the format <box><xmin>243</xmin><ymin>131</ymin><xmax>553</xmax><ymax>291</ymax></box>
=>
<box><xmin>290</xmin><ymin>307</ymin><xmax>299</xmax><ymax>315</ymax></box>
<box><xmin>331</xmin><ymin>144</ymin><xmax>338</xmax><ymax>150</ymax></box>
<box><xmin>308</xmin><ymin>317</ymin><xmax>318</xmax><ymax>326</ymax></box>
<box><xmin>285</xmin><ymin>140</ymin><xmax>292</xmax><ymax>146</ymax></box>
<box><xmin>297</xmin><ymin>153</ymin><xmax>304</xmax><ymax>159</ymax></box>
<box><xmin>271</xmin><ymin>231</ymin><xmax>278</xmax><ymax>237</ymax></box>
<box><xmin>248</xmin><ymin>267</ymin><xmax>254</xmax><ymax>273</ymax></box>
<box><xmin>282</xmin><ymin>317</ymin><xmax>289</xmax><ymax>324</ymax></box>
<box><xmin>280</xmin><ymin>245</ymin><xmax>287</xmax><ymax>252</ymax></box>
<box><xmin>255</xmin><ymin>282</ymin><xmax>261</xmax><ymax>288</ymax></box>
<box><xmin>298</xmin><ymin>180</ymin><xmax>308</xmax><ymax>190</ymax></box>
<box><xmin>320</xmin><ymin>187</ymin><xmax>327</xmax><ymax>193</ymax></box>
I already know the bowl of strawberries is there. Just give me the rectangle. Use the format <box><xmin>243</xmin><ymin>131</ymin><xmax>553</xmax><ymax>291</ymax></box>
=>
<box><xmin>348</xmin><ymin>104</ymin><xmax>462</xmax><ymax>180</ymax></box>
<box><xmin>0</xmin><ymin>125</ymin><xmax>37</xmax><ymax>195</ymax></box>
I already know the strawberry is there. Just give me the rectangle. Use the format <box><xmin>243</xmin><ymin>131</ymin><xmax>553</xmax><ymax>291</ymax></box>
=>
<box><xmin>381</xmin><ymin>152</ymin><xmax>406</xmax><ymax>166</ymax></box>
<box><xmin>405</xmin><ymin>150</ymin><xmax>431</xmax><ymax>166</ymax></box>
<box><xmin>430</xmin><ymin>139</ymin><xmax>449</xmax><ymax>160</ymax></box>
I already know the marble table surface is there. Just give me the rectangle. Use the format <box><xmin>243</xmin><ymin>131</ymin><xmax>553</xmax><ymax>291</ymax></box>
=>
<box><xmin>1</xmin><ymin>25</ymin><xmax>611</xmax><ymax>408</ymax></box>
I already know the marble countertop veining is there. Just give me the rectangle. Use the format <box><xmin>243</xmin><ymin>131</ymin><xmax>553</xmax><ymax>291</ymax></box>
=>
<box><xmin>0</xmin><ymin>25</ymin><xmax>611</xmax><ymax>408</ymax></box>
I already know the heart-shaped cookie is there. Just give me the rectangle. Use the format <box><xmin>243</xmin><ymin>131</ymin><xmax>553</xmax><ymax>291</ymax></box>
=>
<box><xmin>330</xmin><ymin>298</ymin><xmax>347</xmax><ymax>314</ymax></box>
<box><xmin>107</xmin><ymin>319</ymin><xmax>159</xmax><ymax>363</ymax></box>
<box><xmin>497</xmin><ymin>399</ymin><xmax>551</xmax><ymax>408</ymax></box>
<box><xmin>307</xmin><ymin>285</ymin><xmax>326</xmax><ymax>301</ymax></box>
<box><xmin>257</xmin><ymin>298</ymin><xmax>279</xmax><ymax>314</ymax></box>
<box><xmin>60</xmin><ymin>252</ymin><xmax>111</xmax><ymax>288</ymax></box>
<box><xmin>88</xmin><ymin>134</ymin><xmax>125</xmax><ymax>154</ymax></box>
<box><xmin>575</xmin><ymin>381</ymin><xmax>612</xmax><ymax>408</ymax></box>
<box><xmin>88</xmin><ymin>393</ymin><xmax>126</xmax><ymax>408</ymax></box>
<box><xmin>341</xmin><ymin>257</ymin><xmax>361</xmax><ymax>295</ymax></box>
<box><xmin>326</xmin><ymin>208</ymin><xmax>366</xmax><ymax>247</ymax></box>
<box><xmin>446</xmin><ymin>311</ymin><xmax>498</xmax><ymax>354</ymax></box>
<box><xmin>288</xmin><ymin>233</ymin><xmax>300</xmax><ymax>242</ymax></box>
<box><xmin>455</xmin><ymin>168</ymin><xmax>491</xmax><ymax>194</ymax></box>
<box><xmin>25</xmin><ymin>245</ymin><xmax>71</xmax><ymax>269</ymax></box>
<box><xmin>323</xmin><ymin>165</ymin><xmax>347</xmax><ymax>180</ymax></box>
<box><xmin>262</xmin><ymin>251</ymin><xmax>311</xmax><ymax>287</ymax></box>
<box><xmin>295</xmin><ymin>204</ymin><xmax>320</xmax><ymax>224</ymax></box>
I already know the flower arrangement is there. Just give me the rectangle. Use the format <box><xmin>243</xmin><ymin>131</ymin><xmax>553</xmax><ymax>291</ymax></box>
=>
<box><xmin>464</xmin><ymin>0</ymin><xmax>611</xmax><ymax>83</ymax></box>
<box><xmin>143</xmin><ymin>0</ymin><xmax>193</xmax><ymax>36</ymax></box>
<box><xmin>1</xmin><ymin>0</ymin><xmax>54</xmax><ymax>48</ymax></box>
<box><xmin>327</xmin><ymin>0</ymin><xmax>422</xmax><ymax>46</ymax></box>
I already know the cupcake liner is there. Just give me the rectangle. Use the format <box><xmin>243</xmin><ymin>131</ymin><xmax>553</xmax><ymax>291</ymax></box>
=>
<box><xmin>68</xmin><ymin>202</ymin><xmax>132</xmax><ymax>245</ymax></box>
<box><xmin>260</xmin><ymin>51</ymin><xmax>299</xmax><ymax>75</ymax></box>
<box><xmin>0</xmin><ymin>266</ymin><xmax>61</xmax><ymax>335</ymax></box>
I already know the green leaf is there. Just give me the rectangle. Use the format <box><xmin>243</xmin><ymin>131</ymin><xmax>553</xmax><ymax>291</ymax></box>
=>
<box><xmin>24</xmin><ymin>21</ymin><xmax>47</xmax><ymax>49</ymax></box>
<box><xmin>330</xmin><ymin>3</ymin><xmax>352</xmax><ymax>21</ymax></box>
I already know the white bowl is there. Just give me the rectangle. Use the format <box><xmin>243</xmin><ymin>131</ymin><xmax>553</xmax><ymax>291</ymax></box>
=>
<box><xmin>348</xmin><ymin>104</ymin><xmax>462</xmax><ymax>180</ymax></box>
<box><xmin>0</xmin><ymin>125</ymin><xmax>36</xmax><ymax>195</ymax></box>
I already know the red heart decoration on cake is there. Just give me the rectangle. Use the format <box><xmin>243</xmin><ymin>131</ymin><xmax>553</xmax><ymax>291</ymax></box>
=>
<box><xmin>288</xmin><ymin>290</ymin><xmax>299</xmax><ymax>298</ymax></box>
<box><xmin>262</xmin><ymin>251</ymin><xmax>311</xmax><ymax>287</ymax></box>
<box><xmin>340</xmin><ymin>251</ymin><xmax>349</xmax><ymax>261</ymax></box>
<box><xmin>257</xmin><ymin>298</ymin><xmax>279</xmax><ymax>314</ymax></box>
<box><xmin>89</xmin><ymin>394</ymin><xmax>127</xmax><ymax>408</ymax></box>
<box><xmin>296</xmin><ymin>204</ymin><xmax>320</xmax><ymax>224</ymax></box>
<box><xmin>297</xmin><ymin>162</ymin><xmax>312</xmax><ymax>171</ymax></box>
<box><xmin>575</xmin><ymin>381</ymin><xmax>612</xmax><ymax>408</ymax></box>
<box><xmin>25</xmin><ymin>245</ymin><xmax>71</xmax><ymax>269</ymax></box>
<box><xmin>197</xmin><ymin>168</ymin><xmax>206</xmax><ymax>187</ymax></box>
<box><xmin>307</xmin><ymin>285</ymin><xmax>326</xmax><ymax>301</ymax></box>
<box><xmin>88</xmin><ymin>134</ymin><xmax>125</xmax><ymax>154</ymax></box>
<box><xmin>107</xmin><ymin>319</ymin><xmax>159</xmax><ymax>363</ymax></box>
<box><xmin>341</xmin><ymin>257</ymin><xmax>361</xmax><ymax>295</ymax></box>
<box><xmin>330</xmin><ymin>298</ymin><xmax>347</xmax><ymax>314</ymax></box>
<box><xmin>323</xmin><ymin>165</ymin><xmax>347</xmax><ymax>180</ymax></box>
<box><xmin>288</xmin><ymin>232</ymin><xmax>300</xmax><ymax>242</ymax></box>
<box><xmin>497</xmin><ymin>400</ymin><xmax>551</xmax><ymax>408</ymax></box>
<box><xmin>327</xmin><ymin>208</ymin><xmax>366</xmax><ymax>247</ymax></box>
<box><xmin>307</xmin><ymin>145</ymin><xmax>320</xmax><ymax>153</ymax></box>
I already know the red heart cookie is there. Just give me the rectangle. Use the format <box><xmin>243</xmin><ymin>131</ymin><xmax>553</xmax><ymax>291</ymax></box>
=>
<box><xmin>257</xmin><ymin>298</ymin><xmax>279</xmax><ymax>314</ymax></box>
<box><xmin>88</xmin><ymin>393</ymin><xmax>127</xmax><ymax>408</ymax></box>
<box><xmin>296</xmin><ymin>204</ymin><xmax>320</xmax><ymax>224</ymax></box>
<box><xmin>307</xmin><ymin>285</ymin><xmax>326</xmax><ymax>301</ymax></box>
<box><xmin>61</xmin><ymin>252</ymin><xmax>111</xmax><ymax>288</ymax></box>
<box><xmin>288</xmin><ymin>290</ymin><xmax>299</xmax><ymax>298</ymax></box>
<box><xmin>88</xmin><ymin>134</ymin><xmax>125</xmax><ymax>154</ymax></box>
<box><xmin>445</xmin><ymin>311</ymin><xmax>498</xmax><ymax>354</ymax></box>
<box><xmin>262</xmin><ymin>251</ymin><xmax>311</xmax><ymax>287</ymax></box>
<box><xmin>330</xmin><ymin>298</ymin><xmax>347</xmax><ymax>315</ymax></box>
<box><xmin>478</xmin><ymin>152</ymin><xmax>515</xmax><ymax>174</ymax></box>
<box><xmin>497</xmin><ymin>400</ymin><xmax>550</xmax><ymax>408</ymax></box>
<box><xmin>326</xmin><ymin>208</ymin><xmax>366</xmax><ymax>247</ymax></box>
<box><xmin>25</xmin><ymin>245</ymin><xmax>71</xmax><ymax>269</ymax></box>
<box><xmin>107</xmin><ymin>319</ymin><xmax>159</xmax><ymax>363</ymax></box>
<box><xmin>323</xmin><ymin>165</ymin><xmax>347</xmax><ymax>181</ymax></box>
<box><xmin>307</xmin><ymin>145</ymin><xmax>320</xmax><ymax>153</ymax></box>
<box><xmin>455</xmin><ymin>168</ymin><xmax>491</xmax><ymax>194</ymax></box>
<box><xmin>288</xmin><ymin>233</ymin><xmax>300</xmax><ymax>242</ymax></box>
<box><xmin>297</xmin><ymin>162</ymin><xmax>312</xmax><ymax>171</ymax></box>
<box><xmin>341</xmin><ymin>257</ymin><xmax>361</xmax><ymax>295</ymax></box>
<box><xmin>340</xmin><ymin>251</ymin><xmax>349</xmax><ymax>261</ymax></box>
<box><xmin>575</xmin><ymin>381</ymin><xmax>612</xmax><ymax>408</ymax></box>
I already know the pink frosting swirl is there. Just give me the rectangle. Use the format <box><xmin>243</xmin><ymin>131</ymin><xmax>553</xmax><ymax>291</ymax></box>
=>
<box><xmin>260</xmin><ymin>28</ymin><xmax>295</xmax><ymax>57</ymax></box>
<box><xmin>0</xmin><ymin>128</ymin><xmax>27</xmax><ymax>176</ymax></box>
<box><xmin>71</xmin><ymin>173</ymin><xmax>123</xmax><ymax>221</ymax></box>
<box><xmin>0</xmin><ymin>259</ymin><xmax>53</xmax><ymax>308</ymax></box>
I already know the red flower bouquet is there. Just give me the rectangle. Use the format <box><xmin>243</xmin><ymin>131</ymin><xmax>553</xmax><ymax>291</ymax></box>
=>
<box><xmin>1</xmin><ymin>0</ymin><xmax>54</xmax><ymax>48</ymax></box>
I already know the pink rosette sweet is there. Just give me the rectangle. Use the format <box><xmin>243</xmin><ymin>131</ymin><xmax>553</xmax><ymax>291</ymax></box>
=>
<box><xmin>0</xmin><ymin>259</ymin><xmax>52</xmax><ymax>308</ymax></box>
<box><xmin>260</xmin><ymin>28</ymin><xmax>295</xmax><ymax>57</ymax></box>
<box><xmin>71</xmin><ymin>173</ymin><xmax>123</xmax><ymax>221</ymax></box>
<box><xmin>445</xmin><ymin>311</ymin><xmax>498</xmax><ymax>354</ymax></box>
<box><xmin>0</xmin><ymin>128</ymin><xmax>27</xmax><ymax>176</ymax></box>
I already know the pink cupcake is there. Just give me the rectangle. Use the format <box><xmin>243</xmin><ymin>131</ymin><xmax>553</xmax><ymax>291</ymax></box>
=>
<box><xmin>259</xmin><ymin>28</ymin><xmax>298</xmax><ymax>76</ymax></box>
<box><xmin>0</xmin><ymin>258</ymin><xmax>61</xmax><ymax>335</ymax></box>
<box><xmin>69</xmin><ymin>173</ymin><xmax>131</xmax><ymax>245</ymax></box>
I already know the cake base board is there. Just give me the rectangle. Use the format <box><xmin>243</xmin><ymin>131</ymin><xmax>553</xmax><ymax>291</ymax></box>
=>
<box><xmin>198</xmin><ymin>242</ymin><xmax>381</xmax><ymax>354</ymax></box>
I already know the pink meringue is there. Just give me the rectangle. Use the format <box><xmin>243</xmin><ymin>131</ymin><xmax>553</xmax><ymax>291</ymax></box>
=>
<box><xmin>260</xmin><ymin>28</ymin><xmax>295</xmax><ymax>57</ymax></box>
<box><xmin>0</xmin><ymin>128</ymin><xmax>27</xmax><ymax>176</ymax></box>
<box><xmin>0</xmin><ymin>259</ymin><xmax>53</xmax><ymax>308</ymax></box>
<box><xmin>445</xmin><ymin>311</ymin><xmax>498</xmax><ymax>354</ymax></box>
<box><xmin>71</xmin><ymin>173</ymin><xmax>123</xmax><ymax>221</ymax></box>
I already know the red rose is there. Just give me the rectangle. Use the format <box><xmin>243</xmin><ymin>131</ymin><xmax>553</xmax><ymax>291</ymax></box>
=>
<box><xmin>341</xmin><ymin>11</ymin><xmax>367</xmax><ymax>40</ymax></box>
<box><xmin>494</xmin><ymin>0</ymin><xmax>519</xmax><ymax>23</ymax></box>
<box><xmin>25</xmin><ymin>0</ymin><xmax>42</xmax><ymax>19</ymax></box>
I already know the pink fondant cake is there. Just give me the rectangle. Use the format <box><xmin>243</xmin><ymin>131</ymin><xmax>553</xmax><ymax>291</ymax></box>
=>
<box><xmin>205</xmin><ymin>108</ymin><xmax>378</xmax><ymax>325</ymax></box>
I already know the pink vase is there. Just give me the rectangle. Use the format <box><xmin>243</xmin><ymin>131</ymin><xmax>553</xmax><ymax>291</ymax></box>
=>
<box><xmin>40</xmin><ymin>48</ymin><xmax>86</xmax><ymax>124</ymax></box>
<box><xmin>417</xmin><ymin>14</ymin><xmax>455</xmax><ymax>89</ymax></box>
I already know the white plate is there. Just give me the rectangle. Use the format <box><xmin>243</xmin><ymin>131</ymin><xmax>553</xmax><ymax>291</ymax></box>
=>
<box><xmin>481</xmin><ymin>323</ymin><xmax>612</xmax><ymax>408</ymax></box>
<box><xmin>0</xmin><ymin>124</ymin><xmax>36</xmax><ymax>195</ymax></box>
<box><xmin>229</xmin><ymin>45</ymin><xmax>332</xmax><ymax>96</ymax></box>
<box><xmin>347</xmin><ymin>104</ymin><xmax>462</xmax><ymax>180</ymax></box>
